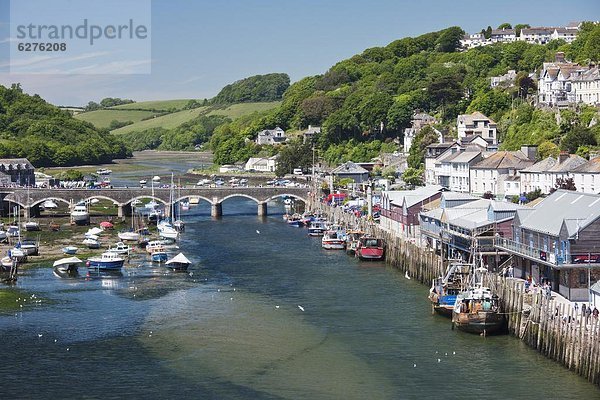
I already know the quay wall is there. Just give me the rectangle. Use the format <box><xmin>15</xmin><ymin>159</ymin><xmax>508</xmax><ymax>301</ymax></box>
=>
<box><xmin>311</xmin><ymin>199</ymin><xmax>600</xmax><ymax>386</ymax></box>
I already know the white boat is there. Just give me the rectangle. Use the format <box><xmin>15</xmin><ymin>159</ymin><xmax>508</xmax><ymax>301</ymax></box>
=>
<box><xmin>71</xmin><ymin>203</ymin><xmax>90</xmax><ymax>225</ymax></box>
<box><xmin>173</xmin><ymin>219</ymin><xmax>185</xmax><ymax>231</ymax></box>
<box><xmin>96</xmin><ymin>168</ymin><xmax>112</xmax><ymax>175</ymax></box>
<box><xmin>19</xmin><ymin>240</ymin><xmax>39</xmax><ymax>256</ymax></box>
<box><xmin>165</xmin><ymin>252</ymin><xmax>191</xmax><ymax>271</ymax></box>
<box><xmin>42</xmin><ymin>200</ymin><xmax>58</xmax><ymax>209</ymax></box>
<box><xmin>107</xmin><ymin>242</ymin><xmax>131</xmax><ymax>255</ymax></box>
<box><xmin>189</xmin><ymin>196</ymin><xmax>200</xmax><ymax>205</ymax></box>
<box><xmin>6</xmin><ymin>225</ymin><xmax>20</xmax><ymax>238</ymax></box>
<box><xmin>0</xmin><ymin>230</ymin><xmax>7</xmax><ymax>242</ymax></box>
<box><xmin>158</xmin><ymin>225</ymin><xmax>179</xmax><ymax>240</ymax></box>
<box><xmin>152</xmin><ymin>175</ymin><xmax>161</xmax><ymax>182</ymax></box>
<box><xmin>62</xmin><ymin>246</ymin><xmax>78</xmax><ymax>255</ymax></box>
<box><xmin>53</xmin><ymin>256</ymin><xmax>82</xmax><ymax>274</ymax></box>
<box><xmin>1</xmin><ymin>256</ymin><xmax>13</xmax><ymax>268</ymax></box>
<box><xmin>118</xmin><ymin>231</ymin><xmax>140</xmax><ymax>241</ymax></box>
<box><xmin>139</xmin><ymin>179</ymin><xmax>147</xmax><ymax>185</ymax></box>
<box><xmin>321</xmin><ymin>230</ymin><xmax>345</xmax><ymax>250</ymax></box>
<box><xmin>82</xmin><ymin>237</ymin><xmax>101</xmax><ymax>249</ymax></box>
<box><xmin>8</xmin><ymin>248</ymin><xmax>27</xmax><ymax>263</ymax></box>
<box><xmin>86</xmin><ymin>227</ymin><xmax>103</xmax><ymax>237</ymax></box>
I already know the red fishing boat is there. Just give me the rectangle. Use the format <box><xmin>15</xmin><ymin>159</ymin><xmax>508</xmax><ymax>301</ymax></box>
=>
<box><xmin>355</xmin><ymin>236</ymin><xmax>385</xmax><ymax>261</ymax></box>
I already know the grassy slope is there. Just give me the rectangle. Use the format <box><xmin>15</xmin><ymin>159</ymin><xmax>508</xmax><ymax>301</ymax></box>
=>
<box><xmin>74</xmin><ymin>109</ymin><xmax>158</xmax><ymax>129</ymax></box>
<box><xmin>112</xmin><ymin>101</ymin><xmax>281</xmax><ymax>134</ymax></box>
<box><xmin>110</xmin><ymin>99</ymin><xmax>194</xmax><ymax>111</ymax></box>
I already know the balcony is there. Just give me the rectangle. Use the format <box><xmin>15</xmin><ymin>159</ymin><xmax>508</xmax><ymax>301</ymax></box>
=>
<box><xmin>494</xmin><ymin>237</ymin><xmax>564</xmax><ymax>267</ymax></box>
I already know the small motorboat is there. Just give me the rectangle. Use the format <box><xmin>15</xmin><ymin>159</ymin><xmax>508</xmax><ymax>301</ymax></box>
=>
<box><xmin>0</xmin><ymin>230</ymin><xmax>7</xmax><ymax>242</ymax></box>
<box><xmin>321</xmin><ymin>230</ymin><xmax>345</xmax><ymax>250</ymax></box>
<box><xmin>8</xmin><ymin>248</ymin><xmax>27</xmax><ymax>263</ymax></box>
<box><xmin>308</xmin><ymin>221</ymin><xmax>326</xmax><ymax>236</ymax></box>
<box><xmin>82</xmin><ymin>237</ymin><xmax>101</xmax><ymax>249</ymax></box>
<box><xmin>107</xmin><ymin>242</ymin><xmax>131</xmax><ymax>255</ymax></box>
<box><xmin>71</xmin><ymin>203</ymin><xmax>90</xmax><ymax>226</ymax></box>
<box><xmin>19</xmin><ymin>239</ymin><xmax>39</xmax><ymax>256</ymax></box>
<box><xmin>86</xmin><ymin>252</ymin><xmax>125</xmax><ymax>271</ymax></box>
<box><xmin>139</xmin><ymin>179</ymin><xmax>147</xmax><ymax>185</ymax></box>
<box><xmin>150</xmin><ymin>245</ymin><xmax>168</xmax><ymax>263</ymax></box>
<box><xmin>165</xmin><ymin>252</ymin><xmax>191</xmax><ymax>271</ymax></box>
<box><xmin>42</xmin><ymin>200</ymin><xmax>58</xmax><ymax>210</ymax></box>
<box><xmin>180</xmin><ymin>201</ymin><xmax>190</xmax><ymax>211</ymax></box>
<box><xmin>286</xmin><ymin>214</ymin><xmax>304</xmax><ymax>227</ymax></box>
<box><xmin>62</xmin><ymin>246</ymin><xmax>78</xmax><ymax>255</ymax></box>
<box><xmin>96</xmin><ymin>168</ymin><xmax>112</xmax><ymax>175</ymax></box>
<box><xmin>6</xmin><ymin>225</ymin><xmax>20</xmax><ymax>238</ymax></box>
<box><xmin>152</xmin><ymin>175</ymin><xmax>161</xmax><ymax>182</ymax></box>
<box><xmin>24</xmin><ymin>221</ymin><xmax>41</xmax><ymax>231</ymax></box>
<box><xmin>355</xmin><ymin>236</ymin><xmax>385</xmax><ymax>261</ymax></box>
<box><xmin>53</xmin><ymin>256</ymin><xmax>82</xmax><ymax>275</ymax></box>
<box><xmin>173</xmin><ymin>219</ymin><xmax>185</xmax><ymax>232</ymax></box>
<box><xmin>118</xmin><ymin>231</ymin><xmax>140</xmax><ymax>241</ymax></box>
<box><xmin>452</xmin><ymin>285</ymin><xmax>506</xmax><ymax>335</ymax></box>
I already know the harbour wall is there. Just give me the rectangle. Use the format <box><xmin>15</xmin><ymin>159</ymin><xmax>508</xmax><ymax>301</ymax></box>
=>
<box><xmin>311</xmin><ymin>200</ymin><xmax>600</xmax><ymax>386</ymax></box>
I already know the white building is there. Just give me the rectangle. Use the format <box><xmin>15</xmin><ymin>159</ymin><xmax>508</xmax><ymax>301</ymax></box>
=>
<box><xmin>520</xmin><ymin>27</ymin><xmax>554</xmax><ymax>44</ymax></box>
<box><xmin>435</xmin><ymin>146</ymin><xmax>483</xmax><ymax>193</ymax></box>
<box><xmin>457</xmin><ymin>112</ymin><xmax>497</xmax><ymax>146</ymax></box>
<box><xmin>571</xmin><ymin>157</ymin><xmax>600</xmax><ymax>194</ymax></box>
<box><xmin>490</xmin><ymin>28</ymin><xmax>516</xmax><ymax>43</ymax></box>
<box><xmin>424</xmin><ymin>142</ymin><xmax>455</xmax><ymax>186</ymax></box>
<box><xmin>520</xmin><ymin>153</ymin><xmax>587</xmax><ymax>194</ymax></box>
<box><xmin>255</xmin><ymin>127</ymin><xmax>287</xmax><ymax>145</ymax></box>
<box><xmin>245</xmin><ymin>156</ymin><xmax>278</xmax><ymax>172</ymax></box>
<box><xmin>403</xmin><ymin>113</ymin><xmax>440</xmax><ymax>153</ymax></box>
<box><xmin>469</xmin><ymin>148</ymin><xmax>536</xmax><ymax>198</ymax></box>
<box><xmin>551</xmin><ymin>27</ymin><xmax>579</xmax><ymax>43</ymax></box>
<box><xmin>570</xmin><ymin>66</ymin><xmax>600</xmax><ymax>106</ymax></box>
<box><xmin>460</xmin><ymin>32</ymin><xmax>487</xmax><ymax>49</ymax></box>
<box><xmin>491</xmin><ymin>70</ymin><xmax>517</xmax><ymax>88</ymax></box>
<box><xmin>537</xmin><ymin>53</ymin><xmax>582</xmax><ymax>106</ymax></box>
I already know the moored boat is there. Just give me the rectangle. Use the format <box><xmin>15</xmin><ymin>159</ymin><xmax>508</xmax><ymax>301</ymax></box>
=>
<box><xmin>71</xmin><ymin>203</ymin><xmax>90</xmax><ymax>225</ymax></box>
<box><xmin>452</xmin><ymin>285</ymin><xmax>506</xmax><ymax>335</ymax></box>
<box><xmin>321</xmin><ymin>229</ymin><xmax>345</xmax><ymax>250</ymax></box>
<box><xmin>344</xmin><ymin>230</ymin><xmax>364</xmax><ymax>256</ymax></box>
<box><xmin>82</xmin><ymin>237</ymin><xmax>101</xmax><ymax>249</ymax></box>
<box><xmin>107</xmin><ymin>242</ymin><xmax>131</xmax><ymax>255</ymax></box>
<box><xmin>53</xmin><ymin>256</ymin><xmax>82</xmax><ymax>275</ymax></box>
<box><xmin>150</xmin><ymin>245</ymin><xmax>168</xmax><ymax>263</ymax></box>
<box><xmin>286</xmin><ymin>214</ymin><xmax>304</xmax><ymax>227</ymax></box>
<box><xmin>24</xmin><ymin>221</ymin><xmax>40</xmax><ymax>231</ymax></box>
<box><xmin>62</xmin><ymin>246</ymin><xmax>78</xmax><ymax>255</ymax></box>
<box><xmin>308</xmin><ymin>220</ymin><xmax>326</xmax><ymax>236</ymax></box>
<box><xmin>19</xmin><ymin>239</ymin><xmax>39</xmax><ymax>256</ymax></box>
<box><xmin>86</xmin><ymin>252</ymin><xmax>125</xmax><ymax>271</ymax></box>
<box><xmin>165</xmin><ymin>252</ymin><xmax>191</xmax><ymax>271</ymax></box>
<box><xmin>118</xmin><ymin>231</ymin><xmax>140</xmax><ymax>241</ymax></box>
<box><xmin>355</xmin><ymin>236</ymin><xmax>385</xmax><ymax>261</ymax></box>
<box><xmin>429</xmin><ymin>262</ymin><xmax>470</xmax><ymax>317</ymax></box>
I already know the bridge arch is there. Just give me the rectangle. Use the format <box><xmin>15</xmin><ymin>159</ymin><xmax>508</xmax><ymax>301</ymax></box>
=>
<box><xmin>173</xmin><ymin>195</ymin><xmax>213</xmax><ymax>205</ymax></box>
<box><xmin>265</xmin><ymin>193</ymin><xmax>308</xmax><ymax>204</ymax></box>
<box><xmin>3</xmin><ymin>198</ymin><xmax>26</xmax><ymax>209</ymax></box>
<box><xmin>219</xmin><ymin>193</ymin><xmax>261</xmax><ymax>205</ymax></box>
<box><xmin>31</xmin><ymin>197</ymin><xmax>72</xmax><ymax>208</ymax></box>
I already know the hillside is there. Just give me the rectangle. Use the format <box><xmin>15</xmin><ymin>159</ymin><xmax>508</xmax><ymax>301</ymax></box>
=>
<box><xmin>112</xmin><ymin>101</ymin><xmax>280</xmax><ymax>135</ymax></box>
<box><xmin>212</xmin><ymin>73</ymin><xmax>290</xmax><ymax>104</ymax></box>
<box><xmin>208</xmin><ymin>22</ymin><xmax>600</xmax><ymax>170</ymax></box>
<box><xmin>111</xmin><ymin>99</ymin><xmax>196</xmax><ymax>111</ymax></box>
<box><xmin>74</xmin><ymin>109</ymin><xmax>158</xmax><ymax>129</ymax></box>
<box><xmin>0</xmin><ymin>84</ymin><xmax>130</xmax><ymax>167</ymax></box>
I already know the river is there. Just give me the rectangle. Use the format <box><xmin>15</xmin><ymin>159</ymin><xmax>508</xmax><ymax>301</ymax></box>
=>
<box><xmin>0</xmin><ymin>194</ymin><xmax>598</xmax><ymax>398</ymax></box>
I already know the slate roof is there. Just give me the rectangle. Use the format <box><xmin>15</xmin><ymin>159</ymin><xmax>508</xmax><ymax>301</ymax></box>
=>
<box><xmin>0</xmin><ymin>158</ymin><xmax>34</xmax><ymax>169</ymax></box>
<box><xmin>516</xmin><ymin>190</ymin><xmax>600</xmax><ymax>237</ymax></box>
<box><xmin>331</xmin><ymin>161</ymin><xmax>369</xmax><ymax>175</ymax></box>
<box><xmin>385</xmin><ymin>185</ymin><xmax>443</xmax><ymax>207</ymax></box>
<box><xmin>471</xmin><ymin>151</ymin><xmax>534</xmax><ymax>170</ymax></box>
<box><xmin>457</xmin><ymin>112</ymin><xmax>496</xmax><ymax>126</ymax></box>
<box><xmin>572</xmin><ymin>157</ymin><xmax>600</xmax><ymax>173</ymax></box>
<box><xmin>521</xmin><ymin>155</ymin><xmax>586</xmax><ymax>173</ymax></box>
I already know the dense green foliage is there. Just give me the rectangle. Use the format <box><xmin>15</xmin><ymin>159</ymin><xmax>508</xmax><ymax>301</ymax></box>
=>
<box><xmin>120</xmin><ymin>114</ymin><xmax>230</xmax><ymax>151</ymax></box>
<box><xmin>85</xmin><ymin>97</ymin><xmax>135</xmax><ymax>111</ymax></box>
<box><xmin>0</xmin><ymin>84</ymin><xmax>130</xmax><ymax>167</ymax></box>
<box><xmin>212</xmin><ymin>73</ymin><xmax>290</xmax><ymax>104</ymax></box>
<box><xmin>274</xmin><ymin>139</ymin><xmax>313</xmax><ymax>176</ymax></box>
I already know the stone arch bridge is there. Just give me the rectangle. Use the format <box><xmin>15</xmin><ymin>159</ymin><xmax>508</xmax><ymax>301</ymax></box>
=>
<box><xmin>0</xmin><ymin>187</ymin><xmax>310</xmax><ymax>218</ymax></box>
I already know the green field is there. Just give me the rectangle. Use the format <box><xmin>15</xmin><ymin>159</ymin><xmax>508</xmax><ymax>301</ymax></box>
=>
<box><xmin>112</xmin><ymin>101</ymin><xmax>281</xmax><ymax>134</ymax></box>
<box><xmin>111</xmin><ymin>99</ymin><xmax>195</xmax><ymax>111</ymax></box>
<box><xmin>74</xmin><ymin>109</ymin><xmax>158</xmax><ymax>129</ymax></box>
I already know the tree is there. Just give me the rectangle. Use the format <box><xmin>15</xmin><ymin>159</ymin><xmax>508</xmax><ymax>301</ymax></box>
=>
<box><xmin>538</xmin><ymin>141</ymin><xmax>560</xmax><ymax>159</ymax></box>
<box><xmin>482</xmin><ymin>191</ymin><xmax>494</xmax><ymax>199</ymax></box>
<box><xmin>407</xmin><ymin>125</ymin><xmax>440</xmax><ymax>169</ymax></box>
<box><xmin>560</xmin><ymin>127</ymin><xmax>597</xmax><ymax>153</ymax></box>
<box><xmin>497</xmin><ymin>23</ymin><xmax>512</xmax><ymax>30</ymax></box>
<box><xmin>482</xmin><ymin>26</ymin><xmax>493</xmax><ymax>39</ymax></box>
<box><xmin>401</xmin><ymin>167</ymin><xmax>424</xmax><ymax>187</ymax></box>
<box><xmin>435</xmin><ymin>26</ymin><xmax>465</xmax><ymax>53</ymax></box>
<box><xmin>514</xmin><ymin>24</ymin><xmax>530</xmax><ymax>37</ymax></box>
<box><xmin>551</xmin><ymin>177</ymin><xmax>577</xmax><ymax>192</ymax></box>
<box><xmin>516</xmin><ymin>72</ymin><xmax>537</xmax><ymax>99</ymax></box>
<box><xmin>387</xmin><ymin>95</ymin><xmax>414</xmax><ymax>135</ymax></box>
<box><xmin>274</xmin><ymin>139</ymin><xmax>313</xmax><ymax>177</ymax></box>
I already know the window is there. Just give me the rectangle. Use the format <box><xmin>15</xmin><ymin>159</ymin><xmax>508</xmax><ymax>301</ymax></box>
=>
<box><xmin>579</xmin><ymin>271</ymin><xmax>587</xmax><ymax>285</ymax></box>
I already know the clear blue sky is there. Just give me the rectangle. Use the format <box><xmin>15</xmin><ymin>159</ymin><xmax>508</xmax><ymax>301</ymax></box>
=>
<box><xmin>0</xmin><ymin>0</ymin><xmax>598</xmax><ymax>106</ymax></box>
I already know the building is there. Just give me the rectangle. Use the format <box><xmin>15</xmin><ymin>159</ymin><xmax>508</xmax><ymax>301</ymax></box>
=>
<box><xmin>424</xmin><ymin>142</ymin><xmax>455</xmax><ymax>186</ymax></box>
<box><xmin>551</xmin><ymin>27</ymin><xmax>579</xmax><ymax>43</ymax></box>
<box><xmin>520</xmin><ymin>153</ymin><xmax>587</xmax><ymax>194</ymax></box>
<box><xmin>570</xmin><ymin>66</ymin><xmax>600</xmax><ymax>106</ymax></box>
<box><xmin>571</xmin><ymin>157</ymin><xmax>600</xmax><ymax>194</ymax></box>
<box><xmin>380</xmin><ymin>185</ymin><xmax>444</xmax><ymax>236</ymax></box>
<box><xmin>403</xmin><ymin>112</ymin><xmax>440</xmax><ymax>153</ymax></box>
<box><xmin>303</xmin><ymin>125</ymin><xmax>321</xmax><ymax>144</ymax></box>
<box><xmin>456</xmin><ymin>112</ymin><xmax>497</xmax><ymax>146</ymax></box>
<box><xmin>244</xmin><ymin>156</ymin><xmax>278</xmax><ymax>173</ymax></box>
<box><xmin>490</xmin><ymin>28</ymin><xmax>516</xmax><ymax>43</ymax></box>
<box><xmin>469</xmin><ymin>147</ymin><xmax>536</xmax><ymax>198</ymax></box>
<box><xmin>0</xmin><ymin>158</ymin><xmax>35</xmax><ymax>186</ymax></box>
<box><xmin>495</xmin><ymin>190</ymin><xmax>600</xmax><ymax>301</ymax></box>
<box><xmin>538</xmin><ymin>53</ymin><xmax>583</xmax><ymax>106</ymax></box>
<box><xmin>460</xmin><ymin>32</ymin><xmax>487</xmax><ymax>49</ymax></box>
<box><xmin>435</xmin><ymin>146</ymin><xmax>484</xmax><ymax>193</ymax></box>
<box><xmin>491</xmin><ymin>70</ymin><xmax>517</xmax><ymax>88</ymax></box>
<box><xmin>420</xmin><ymin>194</ymin><xmax>527</xmax><ymax>267</ymax></box>
<box><xmin>331</xmin><ymin>161</ymin><xmax>369</xmax><ymax>184</ymax></box>
<box><xmin>255</xmin><ymin>127</ymin><xmax>287</xmax><ymax>145</ymax></box>
<box><xmin>520</xmin><ymin>27</ymin><xmax>554</xmax><ymax>45</ymax></box>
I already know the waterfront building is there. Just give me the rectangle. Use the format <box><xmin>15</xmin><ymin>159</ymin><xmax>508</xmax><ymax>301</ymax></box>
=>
<box><xmin>495</xmin><ymin>190</ymin><xmax>600</xmax><ymax>301</ymax></box>
<box><xmin>245</xmin><ymin>156</ymin><xmax>278</xmax><ymax>173</ymax></box>
<box><xmin>469</xmin><ymin>147</ymin><xmax>536</xmax><ymax>198</ymax></box>
<box><xmin>331</xmin><ymin>161</ymin><xmax>369</xmax><ymax>184</ymax></box>
<box><xmin>520</xmin><ymin>153</ymin><xmax>586</xmax><ymax>194</ymax></box>
<box><xmin>420</xmin><ymin>194</ymin><xmax>526</xmax><ymax>267</ymax></box>
<box><xmin>0</xmin><ymin>158</ymin><xmax>35</xmax><ymax>186</ymax></box>
<box><xmin>380</xmin><ymin>185</ymin><xmax>444</xmax><ymax>237</ymax></box>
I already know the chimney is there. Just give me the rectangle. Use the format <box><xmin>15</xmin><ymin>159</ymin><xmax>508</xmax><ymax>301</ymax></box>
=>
<box><xmin>520</xmin><ymin>145</ymin><xmax>538</xmax><ymax>161</ymax></box>
<box><xmin>558</xmin><ymin>151</ymin><xmax>569</xmax><ymax>164</ymax></box>
<box><xmin>555</xmin><ymin>52</ymin><xmax>566</xmax><ymax>63</ymax></box>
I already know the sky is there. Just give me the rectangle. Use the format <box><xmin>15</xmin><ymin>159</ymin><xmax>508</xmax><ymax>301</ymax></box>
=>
<box><xmin>0</xmin><ymin>0</ymin><xmax>598</xmax><ymax>106</ymax></box>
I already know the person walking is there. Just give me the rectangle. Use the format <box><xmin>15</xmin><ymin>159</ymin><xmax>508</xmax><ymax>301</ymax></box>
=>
<box><xmin>507</xmin><ymin>265</ymin><xmax>514</xmax><ymax>278</ymax></box>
